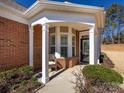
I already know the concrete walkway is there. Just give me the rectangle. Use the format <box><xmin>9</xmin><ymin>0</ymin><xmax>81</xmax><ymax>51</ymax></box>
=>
<box><xmin>37</xmin><ymin>65</ymin><xmax>84</xmax><ymax>93</ymax></box>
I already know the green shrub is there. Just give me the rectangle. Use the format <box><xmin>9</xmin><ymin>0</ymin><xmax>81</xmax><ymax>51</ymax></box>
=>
<box><xmin>82</xmin><ymin>65</ymin><xmax>123</xmax><ymax>84</ymax></box>
<box><xmin>31</xmin><ymin>77</ymin><xmax>41</xmax><ymax>87</ymax></box>
<box><xmin>0</xmin><ymin>69</ymin><xmax>18</xmax><ymax>79</ymax></box>
<box><xmin>19</xmin><ymin>65</ymin><xmax>33</xmax><ymax>73</ymax></box>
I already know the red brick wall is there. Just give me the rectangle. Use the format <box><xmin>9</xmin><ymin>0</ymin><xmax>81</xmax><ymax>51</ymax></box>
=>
<box><xmin>57</xmin><ymin>57</ymin><xmax>79</xmax><ymax>68</ymax></box>
<box><xmin>33</xmin><ymin>25</ymin><xmax>42</xmax><ymax>70</ymax></box>
<box><xmin>66</xmin><ymin>57</ymin><xmax>79</xmax><ymax>68</ymax></box>
<box><xmin>0</xmin><ymin>16</ymin><xmax>29</xmax><ymax>71</ymax></box>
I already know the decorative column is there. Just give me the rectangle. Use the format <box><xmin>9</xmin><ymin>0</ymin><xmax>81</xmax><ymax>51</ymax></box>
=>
<box><xmin>89</xmin><ymin>26</ymin><xmax>97</xmax><ymax>65</ymax></box>
<box><xmin>97</xmin><ymin>28</ymin><xmax>102</xmax><ymax>64</ymax></box>
<box><xmin>55</xmin><ymin>26</ymin><xmax>61</xmax><ymax>58</ymax></box>
<box><xmin>68</xmin><ymin>27</ymin><xmax>72</xmax><ymax>57</ymax></box>
<box><xmin>29</xmin><ymin>26</ymin><xmax>34</xmax><ymax>67</ymax></box>
<box><xmin>41</xmin><ymin>23</ymin><xmax>49</xmax><ymax>84</ymax></box>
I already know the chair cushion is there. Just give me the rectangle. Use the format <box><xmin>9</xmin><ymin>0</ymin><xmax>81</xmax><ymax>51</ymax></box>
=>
<box><xmin>49</xmin><ymin>61</ymin><xmax>56</xmax><ymax>65</ymax></box>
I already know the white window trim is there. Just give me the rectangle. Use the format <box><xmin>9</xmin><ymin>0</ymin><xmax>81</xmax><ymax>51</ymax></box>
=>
<box><xmin>72</xmin><ymin>34</ymin><xmax>76</xmax><ymax>56</ymax></box>
<box><xmin>72</xmin><ymin>34</ymin><xmax>76</xmax><ymax>47</ymax></box>
<box><xmin>55</xmin><ymin>26</ymin><xmax>61</xmax><ymax>58</ymax></box>
<box><xmin>49</xmin><ymin>32</ymin><xmax>56</xmax><ymax>54</ymax></box>
<box><xmin>61</xmin><ymin>33</ymin><xmax>68</xmax><ymax>35</ymax></box>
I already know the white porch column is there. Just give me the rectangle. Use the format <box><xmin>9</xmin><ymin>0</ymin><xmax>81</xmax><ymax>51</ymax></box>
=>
<box><xmin>55</xmin><ymin>26</ymin><xmax>61</xmax><ymax>58</ymax></box>
<box><xmin>97</xmin><ymin>28</ymin><xmax>102</xmax><ymax>64</ymax></box>
<box><xmin>68</xmin><ymin>27</ymin><xmax>72</xmax><ymax>57</ymax></box>
<box><xmin>29</xmin><ymin>26</ymin><xmax>34</xmax><ymax>67</ymax></box>
<box><xmin>89</xmin><ymin>26</ymin><xmax>97</xmax><ymax>65</ymax></box>
<box><xmin>42</xmin><ymin>23</ymin><xmax>49</xmax><ymax>84</ymax></box>
<box><xmin>96</xmin><ymin>29</ymin><xmax>100</xmax><ymax>64</ymax></box>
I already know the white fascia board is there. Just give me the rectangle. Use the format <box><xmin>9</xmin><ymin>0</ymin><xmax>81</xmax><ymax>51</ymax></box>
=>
<box><xmin>24</xmin><ymin>0</ymin><xmax>40</xmax><ymax>15</ymax></box>
<box><xmin>44</xmin><ymin>1</ymin><xmax>104</xmax><ymax>11</ymax></box>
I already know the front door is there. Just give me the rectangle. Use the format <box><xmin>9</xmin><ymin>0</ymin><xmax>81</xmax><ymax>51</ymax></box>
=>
<box><xmin>80</xmin><ymin>38</ymin><xmax>89</xmax><ymax>63</ymax></box>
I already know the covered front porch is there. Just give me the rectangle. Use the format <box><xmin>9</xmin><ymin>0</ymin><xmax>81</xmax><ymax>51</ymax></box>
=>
<box><xmin>26</xmin><ymin>1</ymin><xmax>104</xmax><ymax>84</ymax></box>
<box><xmin>29</xmin><ymin>20</ymin><xmax>101</xmax><ymax>84</ymax></box>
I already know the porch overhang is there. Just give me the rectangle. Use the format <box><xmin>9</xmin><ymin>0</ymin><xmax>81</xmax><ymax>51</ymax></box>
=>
<box><xmin>31</xmin><ymin>17</ymin><xmax>95</xmax><ymax>27</ymax></box>
<box><xmin>24</xmin><ymin>1</ymin><xmax>105</xmax><ymax>29</ymax></box>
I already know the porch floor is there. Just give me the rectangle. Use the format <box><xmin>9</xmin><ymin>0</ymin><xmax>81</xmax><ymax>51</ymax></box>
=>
<box><xmin>37</xmin><ymin>65</ymin><xmax>85</xmax><ymax>93</ymax></box>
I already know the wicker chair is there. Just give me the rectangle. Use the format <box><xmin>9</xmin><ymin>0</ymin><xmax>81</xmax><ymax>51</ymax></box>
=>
<box><xmin>49</xmin><ymin>54</ymin><xmax>57</xmax><ymax>71</ymax></box>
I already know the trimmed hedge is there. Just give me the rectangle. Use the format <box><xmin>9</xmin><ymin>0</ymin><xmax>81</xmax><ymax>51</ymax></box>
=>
<box><xmin>82</xmin><ymin>65</ymin><xmax>123</xmax><ymax>84</ymax></box>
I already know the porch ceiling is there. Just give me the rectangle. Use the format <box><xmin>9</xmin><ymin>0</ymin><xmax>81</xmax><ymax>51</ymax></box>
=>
<box><xmin>48</xmin><ymin>22</ymin><xmax>90</xmax><ymax>31</ymax></box>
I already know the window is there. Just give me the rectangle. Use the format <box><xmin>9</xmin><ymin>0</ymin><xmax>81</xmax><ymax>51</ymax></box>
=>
<box><xmin>49</xmin><ymin>34</ymin><xmax>55</xmax><ymax>54</ymax></box>
<box><xmin>61</xmin><ymin>47</ymin><xmax>68</xmax><ymax>57</ymax></box>
<box><xmin>50</xmin><ymin>47</ymin><xmax>55</xmax><ymax>54</ymax></box>
<box><xmin>61</xmin><ymin>35</ymin><xmax>68</xmax><ymax>45</ymax></box>
<box><xmin>61</xmin><ymin>34</ymin><xmax>68</xmax><ymax>57</ymax></box>
<box><xmin>72</xmin><ymin>35</ymin><xmax>76</xmax><ymax>56</ymax></box>
<box><xmin>50</xmin><ymin>35</ymin><xmax>55</xmax><ymax>45</ymax></box>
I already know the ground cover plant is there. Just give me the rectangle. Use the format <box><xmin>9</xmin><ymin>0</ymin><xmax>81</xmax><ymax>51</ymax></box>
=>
<box><xmin>0</xmin><ymin>65</ymin><xmax>42</xmax><ymax>93</ymax></box>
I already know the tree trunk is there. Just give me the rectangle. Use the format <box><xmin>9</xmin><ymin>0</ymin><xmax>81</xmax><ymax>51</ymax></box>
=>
<box><xmin>111</xmin><ymin>31</ymin><xmax>115</xmax><ymax>44</ymax></box>
<box><xmin>117</xmin><ymin>24</ymin><xmax>121</xmax><ymax>44</ymax></box>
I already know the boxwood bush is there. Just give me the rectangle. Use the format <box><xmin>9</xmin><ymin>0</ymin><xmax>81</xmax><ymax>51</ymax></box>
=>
<box><xmin>82</xmin><ymin>65</ymin><xmax>123</xmax><ymax>84</ymax></box>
